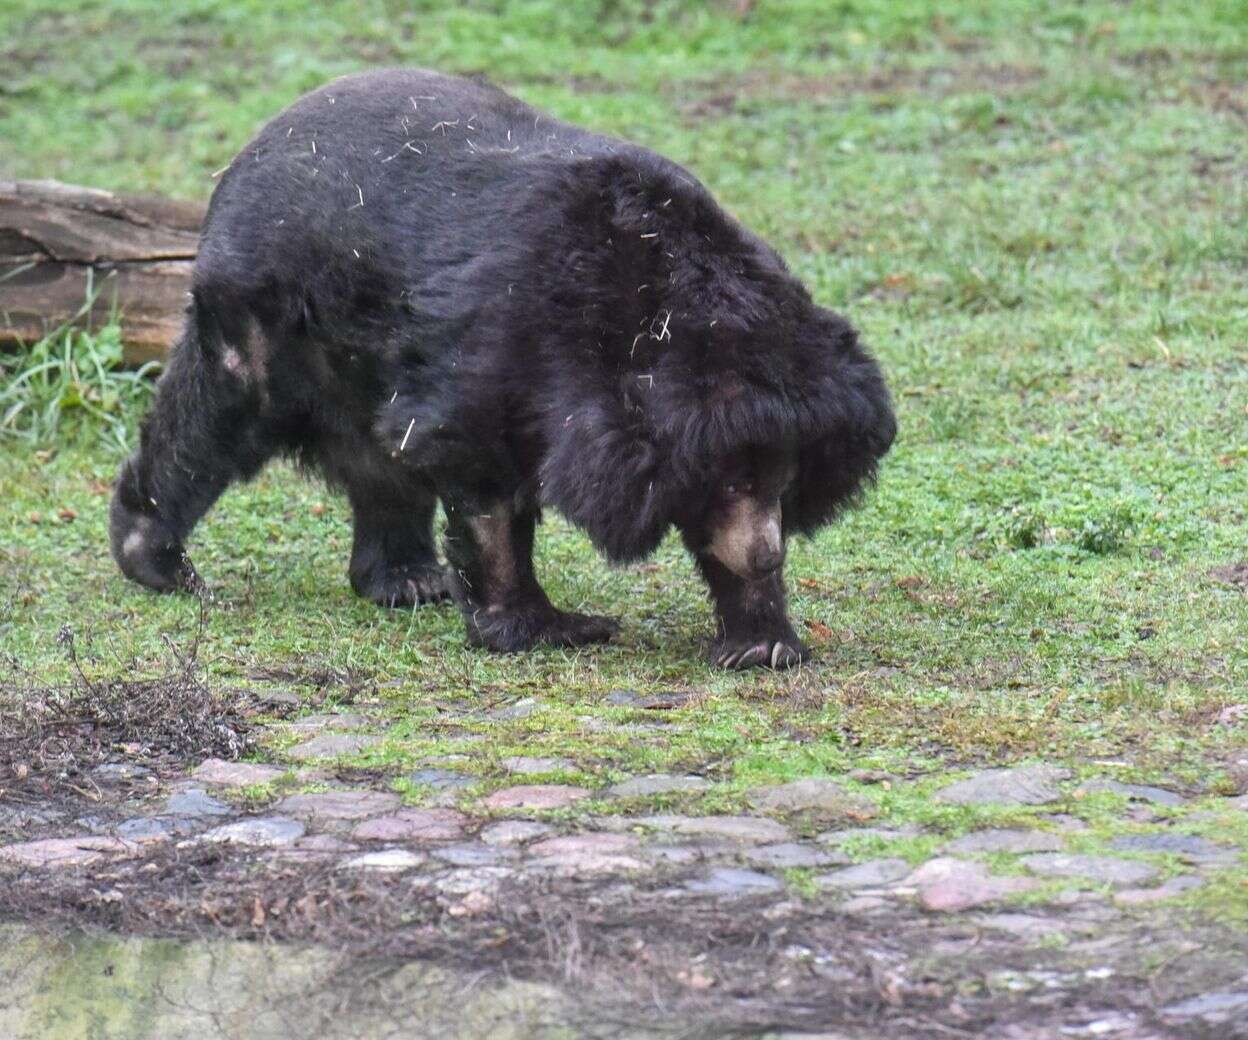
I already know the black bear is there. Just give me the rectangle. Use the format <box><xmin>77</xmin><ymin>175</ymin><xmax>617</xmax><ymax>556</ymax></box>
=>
<box><xmin>111</xmin><ymin>69</ymin><xmax>895</xmax><ymax>669</ymax></box>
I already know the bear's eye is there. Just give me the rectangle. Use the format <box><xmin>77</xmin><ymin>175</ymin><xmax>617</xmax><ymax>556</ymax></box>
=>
<box><xmin>725</xmin><ymin>480</ymin><xmax>753</xmax><ymax>497</ymax></box>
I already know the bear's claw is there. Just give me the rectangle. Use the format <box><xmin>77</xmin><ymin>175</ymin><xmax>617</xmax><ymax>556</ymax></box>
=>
<box><xmin>713</xmin><ymin>638</ymin><xmax>808</xmax><ymax>670</ymax></box>
<box><xmin>360</xmin><ymin>564</ymin><xmax>453</xmax><ymax>608</ymax></box>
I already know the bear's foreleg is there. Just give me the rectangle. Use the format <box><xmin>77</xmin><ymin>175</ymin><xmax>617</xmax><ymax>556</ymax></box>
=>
<box><xmin>697</xmin><ymin>555</ymin><xmax>809</xmax><ymax>670</ymax></box>
<box><xmin>442</xmin><ymin>502</ymin><xmax>618</xmax><ymax>652</ymax></box>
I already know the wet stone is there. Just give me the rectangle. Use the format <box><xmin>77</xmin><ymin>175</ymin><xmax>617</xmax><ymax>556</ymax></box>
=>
<box><xmin>1076</xmin><ymin>778</ymin><xmax>1185</xmax><ymax>806</ymax></box>
<box><xmin>684</xmin><ymin>867</ymin><xmax>783</xmax><ymax>896</ymax></box>
<box><xmin>741</xmin><ymin>843</ymin><xmax>850</xmax><ymax>870</ymax></box>
<box><xmin>275</xmin><ymin>790</ymin><xmax>401</xmax><ymax>823</ymax></box>
<box><xmin>605</xmin><ymin>775</ymin><xmax>711</xmax><ymax>798</ymax></box>
<box><xmin>406</xmin><ymin>768</ymin><xmax>474</xmax><ymax>792</ymax></box>
<box><xmin>114</xmin><ymin>817</ymin><xmax>188</xmax><ymax>843</ymax></box>
<box><xmin>479</xmin><ymin>821</ymin><xmax>553</xmax><ymax>846</ymax></box>
<box><xmin>285</xmin><ymin>733</ymin><xmax>382</xmax><ymax>761</ymax></box>
<box><xmin>431</xmin><ymin>843</ymin><xmax>513</xmax><ymax>867</ymax></box>
<box><xmin>0</xmin><ymin>836</ymin><xmax>136</xmax><ymax>868</ymax></box>
<box><xmin>1020</xmin><ymin>853</ymin><xmax>1160</xmax><ymax>886</ymax></box>
<box><xmin>201</xmin><ymin>816</ymin><xmax>305</xmax><ymax>848</ymax></box>
<box><xmin>1162</xmin><ymin>991</ymin><xmax>1248</xmax><ymax>1024</ymax></box>
<box><xmin>528</xmin><ymin>833</ymin><xmax>647</xmax><ymax>875</ymax></box>
<box><xmin>746</xmin><ymin>779</ymin><xmax>877</xmax><ymax>820</ymax></box>
<box><xmin>164</xmin><ymin>788</ymin><xmax>231</xmax><ymax>818</ymax></box>
<box><xmin>482</xmin><ymin>785</ymin><xmax>590</xmax><ymax>810</ymax></box>
<box><xmin>935</xmin><ymin>765</ymin><xmax>1070</xmax><ymax>806</ymax></box>
<box><xmin>351</xmin><ymin>808</ymin><xmax>467</xmax><ymax>843</ymax></box>
<box><xmin>269</xmin><ymin>834</ymin><xmax>358</xmax><ymax>861</ymax></box>
<box><xmin>1113</xmin><ymin>875</ymin><xmax>1205</xmax><ymax>906</ymax></box>
<box><xmin>644</xmin><ymin>844</ymin><xmax>719</xmax><ymax>865</ymax></box>
<box><xmin>635</xmin><ymin>690</ymin><xmax>696</xmax><ymax>710</ymax></box>
<box><xmin>293</xmin><ymin>834</ymin><xmax>356</xmax><ymax>853</ymax></box>
<box><xmin>340</xmin><ymin>849</ymin><xmax>426</xmax><ymax>872</ymax></box>
<box><xmin>603</xmin><ymin>688</ymin><xmax>694</xmax><ymax>710</ymax></box>
<box><xmin>529</xmin><ymin>833</ymin><xmax>639</xmax><ymax>857</ymax></box>
<box><xmin>635</xmin><ymin>815</ymin><xmax>790</xmax><ymax>844</ymax></box>
<box><xmin>943</xmin><ymin>829</ymin><xmax>1065</xmax><ymax>855</ymax></box>
<box><xmin>501</xmin><ymin>756</ymin><xmax>573</xmax><ymax>775</ymax></box>
<box><xmin>815</xmin><ymin>858</ymin><xmax>912</xmax><ymax>890</ymax></box>
<box><xmin>258</xmin><ymin>689</ymin><xmax>302</xmax><ymax>709</ymax></box>
<box><xmin>903</xmin><ymin>857</ymin><xmax>1040</xmax><ymax>912</ymax></box>
<box><xmin>192</xmin><ymin>759</ymin><xmax>285</xmax><ymax>788</ymax></box>
<box><xmin>488</xmin><ymin>698</ymin><xmax>539</xmax><ymax>721</ymax></box>
<box><xmin>284</xmin><ymin>713</ymin><xmax>372</xmax><ymax>734</ymax></box>
<box><xmin>1109</xmin><ymin>833</ymin><xmax>1236</xmax><ymax>862</ymax></box>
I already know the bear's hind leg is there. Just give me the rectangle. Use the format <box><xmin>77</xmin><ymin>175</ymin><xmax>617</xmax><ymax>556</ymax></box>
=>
<box><xmin>442</xmin><ymin>501</ymin><xmax>617</xmax><ymax>652</ymax></box>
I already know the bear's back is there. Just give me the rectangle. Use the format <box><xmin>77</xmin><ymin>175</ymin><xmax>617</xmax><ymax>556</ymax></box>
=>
<box><xmin>192</xmin><ymin>70</ymin><xmax>633</xmax><ymax>329</ymax></box>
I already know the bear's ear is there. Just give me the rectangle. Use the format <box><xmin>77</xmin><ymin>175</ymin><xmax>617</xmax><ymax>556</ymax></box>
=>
<box><xmin>538</xmin><ymin>392</ymin><xmax>674</xmax><ymax>563</ymax></box>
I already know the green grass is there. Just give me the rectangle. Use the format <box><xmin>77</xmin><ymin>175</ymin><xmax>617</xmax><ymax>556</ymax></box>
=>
<box><xmin>0</xmin><ymin>317</ymin><xmax>156</xmax><ymax>451</ymax></box>
<box><xmin>2</xmin><ymin>0</ymin><xmax>1246</xmax><ymax>908</ymax></box>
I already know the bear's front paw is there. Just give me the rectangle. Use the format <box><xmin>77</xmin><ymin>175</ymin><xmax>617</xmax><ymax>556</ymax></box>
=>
<box><xmin>713</xmin><ymin>636</ymin><xmax>809</xmax><ymax>670</ymax></box>
<box><xmin>467</xmin><ymin>606</ymin><xmax>619</xmax><ymax>652</ymax></box>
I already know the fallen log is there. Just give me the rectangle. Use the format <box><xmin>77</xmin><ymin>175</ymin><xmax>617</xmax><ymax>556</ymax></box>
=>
<box><xmin>0</xmin><ymin>179</ymin><xmax>204</xmax><ymax>364</ymax></box>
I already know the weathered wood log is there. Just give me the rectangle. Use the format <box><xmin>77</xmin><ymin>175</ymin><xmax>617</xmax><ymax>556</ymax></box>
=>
<box><xmin>0</xmin><ymin>180</ymin><xmax>205</xmax><ymax>364</ymax></box>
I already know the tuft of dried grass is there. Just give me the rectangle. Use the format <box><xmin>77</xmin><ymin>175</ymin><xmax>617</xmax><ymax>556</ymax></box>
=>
<box><xmin>0</xmin><ymin>604</ymin><xmax>254</xmax><ymax>788</ymax></box>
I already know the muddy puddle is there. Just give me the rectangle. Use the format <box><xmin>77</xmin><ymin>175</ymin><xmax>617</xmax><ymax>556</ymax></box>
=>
<box><xmin>0</xmin><ymin>924</ymin><xmax>710</xmax><ymax>1040</ymax></box>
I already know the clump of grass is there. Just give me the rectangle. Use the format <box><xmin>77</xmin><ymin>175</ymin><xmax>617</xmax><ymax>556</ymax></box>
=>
<box><xmin>1002</xmin><ymin>506</ymin><xmax>1048</xmax><ymax>550</ymax></box>
<box><xmin>0</xmin><ymin>319</ymin><xmax>158</xmax><ymax>451</ymax></box>
<box><xmin>986</xmin><ymin>503</ymin><xmax>1138</xmax><ymax>555</ymax></box>
<box><xmin>1075</xmin><ymin>506</ymin><xmax>1138</xmax><ymax>555</ymax></box>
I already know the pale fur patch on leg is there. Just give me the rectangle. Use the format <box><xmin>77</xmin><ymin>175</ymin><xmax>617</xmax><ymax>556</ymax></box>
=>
<box><xmin>708</xmin><ymin>499</ymin><xmax>781</xmax><ymax>578</ymax></box>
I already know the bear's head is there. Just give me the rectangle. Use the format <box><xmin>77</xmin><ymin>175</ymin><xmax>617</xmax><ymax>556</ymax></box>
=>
<box><xmin>536</xmin><ymin>154</ymin><xmax>896</xmax><ymax>566</ymax></box>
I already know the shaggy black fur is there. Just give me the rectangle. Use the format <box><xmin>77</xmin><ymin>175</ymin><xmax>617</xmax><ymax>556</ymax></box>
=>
<box><xmin>110</xmin><ymin>69</ymin><xmax>896</xmax><ymax>668</ymax></box>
